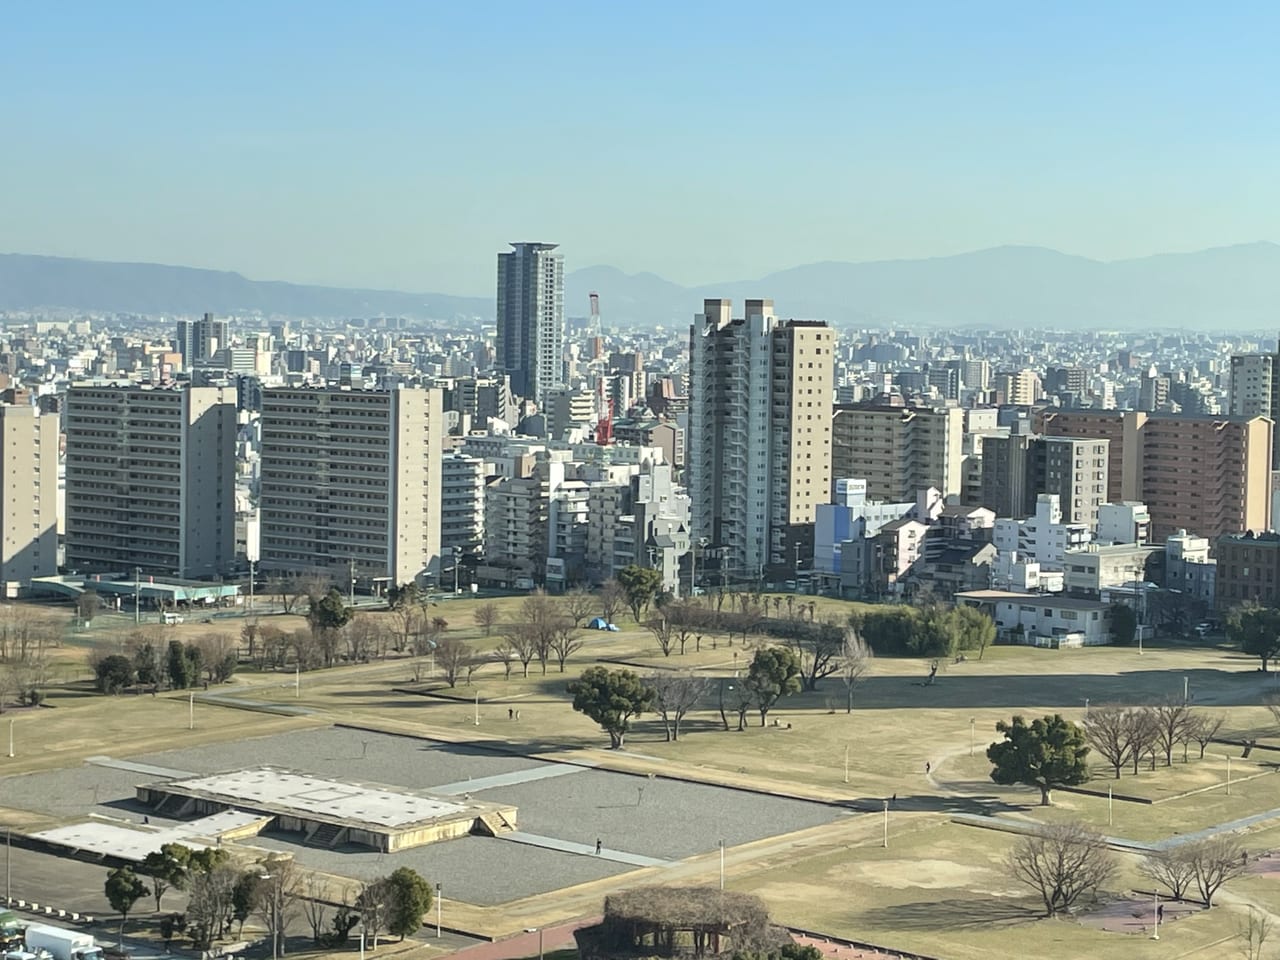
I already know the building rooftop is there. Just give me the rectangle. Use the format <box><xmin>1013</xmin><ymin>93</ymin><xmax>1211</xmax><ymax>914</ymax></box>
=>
<box><xmin>161</xmin><ymin>768</ymin><xmax>467</xmax><ymax>828</ymax></box>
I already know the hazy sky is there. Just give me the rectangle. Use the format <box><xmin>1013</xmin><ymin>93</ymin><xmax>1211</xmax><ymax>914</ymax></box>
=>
<box><xmin>4</xmin><ymin>2</ymin><xmax>1278</xmax><ymax>295</ymax></box>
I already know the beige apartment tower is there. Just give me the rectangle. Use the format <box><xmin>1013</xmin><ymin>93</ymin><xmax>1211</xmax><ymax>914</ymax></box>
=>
<box><xmin>259</xmin><ymin>387</ymin><xmax>444</xmax><ymax>588</ymax></box>
<box><xmin>64</xmin><ymin>384</ymin><xmax>236</xmax><ymax>577</ymax></box>
<box><xmin>688</xmin><ymin>298</ymin><xmax>833</xmax><ymax>580</ymax></box>
<box><xmin>0</xmin><ymin>404</ymin><xmax>58</xmax><ymax>595</ymax></box>
<box><xmin>832</xmin><ymin>404</ymin><xmax>965</xmax><ymax>502</ymax></box>
<box><xmin>1040</xmin><ymin>410</ymin><xmax>1272</xmax><ymax>544</ymax></box>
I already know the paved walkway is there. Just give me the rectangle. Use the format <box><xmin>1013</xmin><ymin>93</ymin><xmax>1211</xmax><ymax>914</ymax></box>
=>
<box><xmin>442</xmin><ymin>917</ymin><xmax>598</xmax><ymax>960</ymax></box>
<box><xmin>502</xmin><ymin>831</ymin><xmax>671</xmax><ymax>867</ymax></box>
<box><xmin>433</xmin><ymin>764</ymin><xmax>587</xmax><ymax>795</ymax></box>
<box><xmin>791</xmin><ymin>932</ymin><xmax>913</xmax><ymax>960</ymax></box>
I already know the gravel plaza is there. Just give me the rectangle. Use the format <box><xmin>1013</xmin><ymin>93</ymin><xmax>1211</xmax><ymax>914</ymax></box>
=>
<box><xmin>1</xmin><ymin>726</ymin><xmax>846</xmax><ymax>905</ymax></box>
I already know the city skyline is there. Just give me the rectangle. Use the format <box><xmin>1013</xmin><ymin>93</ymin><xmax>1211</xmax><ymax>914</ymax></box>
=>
<box><xmin>4</xmin><ymin>3</ymin><xmax>1279</xmax><ymax>294</ymax></box>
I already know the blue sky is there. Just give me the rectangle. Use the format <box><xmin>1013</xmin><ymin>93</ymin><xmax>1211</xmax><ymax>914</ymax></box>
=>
<box><xmin>3</xmin><ymin>2</ymin><xmax>1278</xmax><ymax>294</ymax></box>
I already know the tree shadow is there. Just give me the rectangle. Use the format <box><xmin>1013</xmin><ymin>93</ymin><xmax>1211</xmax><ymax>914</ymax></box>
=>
<box><xmin>868</xmin><ymin>896</ymin><xmax>1042</xmax><ymax>931</ymax></box>
<box><xmin>846</xmin><ymin>793</ymin><xmax>1027</xmax><ymax>816</ymax></box>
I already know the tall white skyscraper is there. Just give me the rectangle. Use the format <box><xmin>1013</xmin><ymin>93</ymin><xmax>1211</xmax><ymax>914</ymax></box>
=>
<box><xmin>496</xmin><ymin>242</ymin><xmax>564</xmax><ymax>408</ymax></box>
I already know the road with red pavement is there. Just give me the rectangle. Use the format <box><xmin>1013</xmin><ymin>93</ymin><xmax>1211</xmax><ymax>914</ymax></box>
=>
<box><xmin>442</xmin><ymin>917</ymin><xmax>600</xmax><ymax>960</ymax></box>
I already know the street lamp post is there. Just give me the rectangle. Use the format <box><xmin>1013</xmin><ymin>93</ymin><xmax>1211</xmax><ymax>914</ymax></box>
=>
<box><xmin>1151</xmin><ymin>891</ymin><xmax>1160</xmax><ymax>940</ymax></box>
<box><xmin>522</xmin><ymin>926</ymin><xmax>542</xmax><ymax>960</ymax></box>
<box><xmin>454</xmin><ymin>546</ymin><xmax>463</xmax><ymax>595</ymax></box>
<box><xmin>435</xmin><ymin>882</ymin><xmax>442</xmax><ymax>938</ymax></box>
<box><xmin>134</xmin><ymin>566</ymin><xmax>142</xmax><ymax>625</ymax></box>
<box><xmin>248</xmin><ymin>559</ymin><xmax>256</xmax><ymax>613</ymax></box>
<box><xmin>969</xmin><ymin>717</ymin><xmax>976</xmax><ymax>757</ymax></box>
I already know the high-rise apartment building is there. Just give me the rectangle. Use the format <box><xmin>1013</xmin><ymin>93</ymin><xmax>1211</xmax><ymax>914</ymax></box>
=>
<box><xmin>979</xmin><ymin>434</ymin><xmax>1108</xmax><ymax>528</ymax></box>
<box><xmin>441</xmin><ymin>452</ymin><xmax>486</xmax><ymax>561</ymax></box>
<box><xmin>0</xmin><ymin>404</ymin><xmax>58</xmax><ymax>595</ymax></box>
<box><xmin>832</xmin><ymin>404</ymin><xmax>965</xmax><ymax>502</ymax></box>
<box><xmin>175</xmin><ymin>313</ymin><xmax>230</xmax><ymax>367</ymax></box>
<box><xmin>688</xmin><ymin>299</ymin><xmax>833</xmax><ymax>580</ymax></box>
<box><xmin>496</xmin><ymin>242</ymin><xmax>564</xmax><ymax>406</ymax></box>
<box><xmin>1040</xmin><ymin>410</ymin><xmax>1271</xmax><ymax>544</ymax></box>
<box><xmin>259</xmin><ymin>387</ymin><xmax>443</xmax><ymax>587</ymax></box>
<box><xmin>1229</xmin><ymin>348</ymin><xmax>1280</xmax><ymax>468</ymax></box>
<box><xmin>65</xmin><ymin>384</ymin><xmax>235</xmax><ymax>577</ymax></box>
<box><xmin>994</xmin><ymin>369</ymin><xmax>1042</xmax><ymax>405</ymax></box>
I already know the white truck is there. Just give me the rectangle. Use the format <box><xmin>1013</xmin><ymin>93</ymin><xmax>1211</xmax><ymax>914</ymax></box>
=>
<box><xmin>23</xmin><ymin>926</ymin><xmax>103</xmax><ymax>960</ymax></box>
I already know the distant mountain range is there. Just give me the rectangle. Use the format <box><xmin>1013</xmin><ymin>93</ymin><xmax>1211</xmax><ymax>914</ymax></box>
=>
<box><xmin>4</xmin><ymin>243</ymin><xmax>1280</xmax><ymax>329</ymax></box>
<box><xmin>0</xmin><ymin>253</ymin><xmax>491</xmax><ymax>321</ymax></box>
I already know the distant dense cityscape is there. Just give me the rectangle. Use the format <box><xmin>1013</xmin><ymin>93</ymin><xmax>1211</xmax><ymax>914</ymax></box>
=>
<box><xmin>2</xmin><ymin>241</ymin><xmax>1279</xmax><ymax>646</ymax></box>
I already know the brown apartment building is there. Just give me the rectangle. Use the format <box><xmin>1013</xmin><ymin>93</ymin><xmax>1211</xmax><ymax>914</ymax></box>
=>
<box><xmin>1039</xmin><ymin>410</ymin><xmax>1272</xmax><ymax>545</ymax></box>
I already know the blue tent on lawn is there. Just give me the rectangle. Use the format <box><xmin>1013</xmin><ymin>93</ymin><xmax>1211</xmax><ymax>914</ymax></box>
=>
<box><xmin>588</xmin><ymin>616</ymin><xmax>610</xmax><ymax>630</ymax></box>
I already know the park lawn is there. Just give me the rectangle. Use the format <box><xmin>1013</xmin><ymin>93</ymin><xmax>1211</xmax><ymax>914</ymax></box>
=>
<box><xmin>0</xmin><ymin>691</ymin><xmax>319</xmax><ymax>775</ymax></box>
<box><xmin>736</xmin><ymin>820</ymin><xmax>1248</xmax><ymax>960</ymax></box>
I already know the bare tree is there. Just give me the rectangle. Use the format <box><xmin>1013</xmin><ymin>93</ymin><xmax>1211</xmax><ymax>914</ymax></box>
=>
<box><xmin>299</xmin><ymin>873</ymin><xmax>329</xmax><ymax>945</ymax></box>
<box><xmin>520</xmin><ymin>590</ymin><xmax>558</xmax><ymax>674</ymax></box>
<box><xmin>435</xmin><ymin>636</ymin><xmax>473</xmax><ymax>688</ymax></box>
<box><xmin>241</xmin><ymin>618</ymin><xmax>260</xmax><ymax>664</ymax></box>
<box><xmin>255</xmin><ymin>859</ymin><xmax>300</xmax><ymax>956</ymax></box>
<box><xmin>1150</xmin><ymin>696</ymin><xmax>1193</xmax><ymax>766</ymax></box>
<box><xmin>1007</xmin><ymin>821</ymin><xmax>1115</xmax><ymax>917</ymax></box>
<box><xmin>786</xmin><ymin>618</ymin><xmax>846</xmax><ymax>692</ymax></box>
<box><xmin>473</xmin><ymin>601</ymin><xmax>500</xmax><ymax>637</ymax></box>
<box><xmin>342</xmin><ymin>614</ymin><xmax>379</xmax><ymax>663</ymax></box>
<box><xmin>298</xmin><ymin>570</ymin><xmax>333</xmax><ymax>607</ymax></box>
<box><xmin>390</xmin><ymin>602</ymin><xmax>420</xmax><ymax>653</ymax></box>
<box><xmin>664</xmin><ymin>599</ymin><xmax>704</xmax><ymax>655</ymax></box>
<box><xmin>194</xmin><ymin>633</ymin><xmax>235</xmax><ymax>683</ymax></box>
<box><xmin>838</xmin><ymin>628</ymin><xmax>873</xmax><ymax>713</ymax></box>
<box><xmin>548</xmin><ymin>621</ymin><xmax>584</xmax><ymax>672</ymax></box>
<box><xmin>561</xmin><ymin>589</ymin><xmax>595</xmax><ymax>629</ymax></box>
<box><xmin>1186</xmin><ymin>836</ymin><xmax>1247</xmax><ymax>907</ymax></box>
<box><xmin>1127</xmin><ymin>707</ymin><xmax>1158</xmax><ymax>775</ymax></box>
<box><xmin>492</xmin><ymin>640</ymin><xmax>516</xmax><ymax>680</ymax></box>
<box><xmin>649</xmin><ymin>672</ymin><xmax>710</xmax><ymax>741</ymax></box>
<box><xmin>259</xmin><ymin>625</ymin><xmax>290</xmax><ymax>670</ymax></box>
<box><xmin>599</xmin><ymin>579</ymin><xmax>625</xmax><ymax>625</ymax></box>
<box><xmin>357</xmin><ymin>877</ymin><xmax>394</xmax><ymax>949</ymax></box>
<box><xmin>1086</xmin><ymin>705</ymin><xmax>1140</xmax><ymax>779</ymax></box>
<box><xmin>720</xmin><ymin>679</ymin><xmax>754</xmax><ymax>732</ymax></box>
<box><xmin>1140</xmin><ymin>848</ymin><xmax>1198</xmax><ymax>901</ymax></box>
<box><xmin>270</xmin><ymin>575</ymin><xmax>304</xmax><ymax>615</ymax></box>
<box><xmin>502</xmin><ymin>624</ymin><xmax>538</xmax><ymax>678</ymax></box>
<box><xmin>1236</xmin><ymin>907</ymin><xmax>1274</xmax><ymax>960</ymax></box>
<box><xmin>646</xmin><ymin>616</ymin><xmax>675</xmax><ymax>657</ymax></box>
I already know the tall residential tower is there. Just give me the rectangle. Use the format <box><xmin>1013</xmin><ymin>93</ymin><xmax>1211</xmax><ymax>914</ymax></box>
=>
<box><xmin>64</xmin><ymin>384</ymin><xmax>236</xmax><ymax>577</ymax></box>
<box><xmin>688</xmin><ymin>299</ymin><xmax>833</xmax><ymax>581</ymax></box>
<box><xmin>496</xmin><ymin>242</ymin><xmax>564</xmax><ymax>408</ymax></box>
<box><xmin>258</xmin><ymin>386</ymin><xmax>444</xmax><ymax>588</ymax></box>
